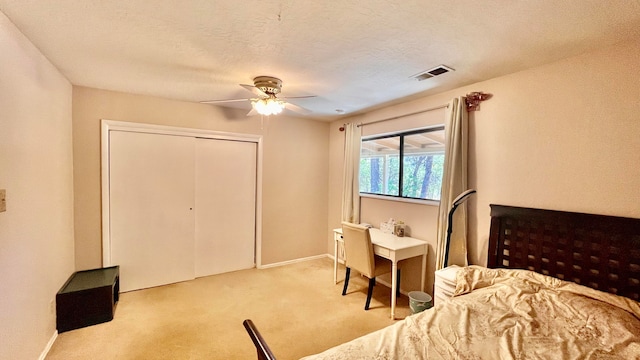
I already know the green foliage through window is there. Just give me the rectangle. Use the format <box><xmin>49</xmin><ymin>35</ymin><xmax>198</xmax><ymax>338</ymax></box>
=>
<box><xmin>359</xmin><ymin>126</ymin><xmax>444</xmax><ymax>201</ymax></box>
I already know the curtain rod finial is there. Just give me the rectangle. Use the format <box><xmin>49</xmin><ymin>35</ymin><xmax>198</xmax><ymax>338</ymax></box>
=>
<box><xmin>465</xmin><ymin>92</ymin><xmax>492</xmax><ymax>111</ymax></box>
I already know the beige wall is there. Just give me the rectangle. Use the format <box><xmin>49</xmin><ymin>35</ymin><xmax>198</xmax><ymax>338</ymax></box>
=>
<box><xmin>467</xmin><ymin>38</ymin><xmax>640</xmax><ymax>265</ymax></box>
<box><xmin>0</xmin><ymin>11</ymin><xmax>75</xmax><ymax>360</ymax></box>
<box><xmin>329</xmin><ymin>38</ymin><xmax>640</xmax><ymax>295</ymax></box>
<box><xmin>72</xmin><ymin>87</ymin><xmax>330</xmax><ymax>270</ymax></box>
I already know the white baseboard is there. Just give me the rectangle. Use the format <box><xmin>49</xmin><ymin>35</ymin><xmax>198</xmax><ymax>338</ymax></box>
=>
<box><xmin>39</xmin><ymin>330</ymin><xmax>57</xmax><ymax>360</ymax></box>
<box><xmin>257</xmin><ymin>254</ymin><xmax>327</xmax><ymax>269</ymax></box>
<box><xmin>376</xmin><ymin>278</ymin><xmax>408</xmax><ymax>296</ymax></box>
<box><xmin>326</xmin><ymin>253</ymin><xmax>345</xmax><ymax>265</ymax></box>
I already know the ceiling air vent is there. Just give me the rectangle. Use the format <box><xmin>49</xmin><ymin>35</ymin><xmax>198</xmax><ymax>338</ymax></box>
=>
<box><xmin>412</xmin><ymin>65</ymin><xmax>455</xmax><ymax>81</ymax></box>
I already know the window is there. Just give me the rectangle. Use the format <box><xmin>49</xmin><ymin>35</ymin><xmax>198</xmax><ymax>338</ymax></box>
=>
<box><xmin>359</xmin><ymin>126</ymin><xmax>444</xmax><ymax>201</ymax></box>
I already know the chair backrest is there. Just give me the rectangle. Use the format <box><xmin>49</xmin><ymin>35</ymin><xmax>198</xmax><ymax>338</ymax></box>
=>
<box><xmin>341</xmin><ymin>222</ymin><xmax>375</xmax><ymax>278</ymax></box>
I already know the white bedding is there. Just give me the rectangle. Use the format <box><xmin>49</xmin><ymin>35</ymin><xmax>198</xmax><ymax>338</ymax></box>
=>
<box><xmin>301</xmin><ymin>266</ymin><xmax>640</xmax><ymax>359</ymax></box>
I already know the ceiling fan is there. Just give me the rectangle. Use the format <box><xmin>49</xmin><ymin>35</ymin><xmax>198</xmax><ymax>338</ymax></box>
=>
<box><xmin>200</xmin><ymin>76</ymin><xmax>315</xmax><ymax>116</ymax></box>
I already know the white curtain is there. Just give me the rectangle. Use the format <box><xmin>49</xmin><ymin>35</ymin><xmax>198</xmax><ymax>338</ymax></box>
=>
<box><xmin>341</xmin><ymin>123</ymin><xmax>362</xmax><ymax>223</ymax></box>
<box><xmin>435</xmin><ymin>97</ymin><xmax>469</xmax><ymax>270</ymax></box>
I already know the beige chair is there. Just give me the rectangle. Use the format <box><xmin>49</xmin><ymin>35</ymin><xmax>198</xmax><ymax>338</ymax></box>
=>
<box><xmin>341</xmin><ymin>222</ymin><xmax>399</xmax><ymax>310</ymax></box>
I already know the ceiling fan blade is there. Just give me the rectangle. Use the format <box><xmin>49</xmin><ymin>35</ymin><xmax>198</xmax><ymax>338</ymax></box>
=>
<box><xmin>200</xmin><ymin>98</ymin><xmax>249</xmax><ymax>104</ymax></box>
<box><xmin>246</xmin><ymin>107</ymin><xmax>259</xmax><ymax>117</ymax></box>
<box><xmin>240</xmin><ymin>84</ymin><xmax>268</xmax><ymax>98</ymax></box>
<box><xmin>284</xmin><ymin>102</ymin><xmax>312</xmax><ymax>115</ymax></box>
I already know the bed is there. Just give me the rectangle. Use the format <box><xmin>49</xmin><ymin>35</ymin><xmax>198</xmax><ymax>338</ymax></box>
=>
<box><xmin>244</xmin><ymin>204</ymin><xmax>640</xmax><ymax>359</ymax></box>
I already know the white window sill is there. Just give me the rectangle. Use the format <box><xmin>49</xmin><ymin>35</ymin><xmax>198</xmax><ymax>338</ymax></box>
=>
<box><xmin>360</xmin><ymin>193</ymin><xmax>440</xmax><ymax>206</ymax></box>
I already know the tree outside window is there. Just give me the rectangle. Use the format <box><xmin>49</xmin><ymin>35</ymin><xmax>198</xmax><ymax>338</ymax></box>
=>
<box><xmin>359</xmin><ymin>126</ymin><xmax>444</xmax><ymax>201</ymax></box>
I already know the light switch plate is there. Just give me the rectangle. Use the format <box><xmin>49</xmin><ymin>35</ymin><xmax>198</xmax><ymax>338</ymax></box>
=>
<box><xmin>0</xmin><ymin>189</ymin><xmax>6</xmax><ymax>212</ymax></box>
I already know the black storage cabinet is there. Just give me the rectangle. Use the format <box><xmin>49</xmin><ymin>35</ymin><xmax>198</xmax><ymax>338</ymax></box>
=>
<box><xmin>56</xmin><ymin>266</ymin><xmax>119</xmax><ymax>333</ymax></box>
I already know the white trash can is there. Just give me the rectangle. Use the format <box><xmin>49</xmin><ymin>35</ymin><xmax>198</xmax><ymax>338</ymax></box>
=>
<box><xmin>408</xmin><ymin>291</ymin><xmax>433</xmax><ymax>314</ymax></box>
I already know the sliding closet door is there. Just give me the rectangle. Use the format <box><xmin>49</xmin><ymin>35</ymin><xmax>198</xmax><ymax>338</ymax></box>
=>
<box><xmin>109</xmin><ymin>131</ymin><xmax>195</xmax><ymax>292</ymax></box>
<box><xmin>195</xmin><ymin>138</ymin><xmax>257</xmax><ymax>277</ymax></box>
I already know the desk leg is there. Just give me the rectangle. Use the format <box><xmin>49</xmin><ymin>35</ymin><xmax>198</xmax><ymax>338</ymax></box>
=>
<box><xmin>391</xmin><ymin>261</ymin><xmax>398</xmax><ymax>319</ymax></box>
<box><xmin>334</xmin><ymin>237</ymin><xmax>339</xmax><ymax>284</ymax></box>
<box><xmin>420</xmin><ymin>251</ymin><xmax>427</xmax><ymax>292</ymax></box>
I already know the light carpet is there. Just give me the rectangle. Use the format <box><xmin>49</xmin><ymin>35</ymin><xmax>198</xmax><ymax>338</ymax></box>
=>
<box><xmin>46</xmin><ymin>257</ymin><xmax>412</xmax><ymax>360</ymax></box>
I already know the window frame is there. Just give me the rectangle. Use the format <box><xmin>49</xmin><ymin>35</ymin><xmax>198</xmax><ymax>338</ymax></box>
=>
<box><xmin>359</xmin><ymin>125</ymin><xmax>445</xmax><ymax>205</ymax></box>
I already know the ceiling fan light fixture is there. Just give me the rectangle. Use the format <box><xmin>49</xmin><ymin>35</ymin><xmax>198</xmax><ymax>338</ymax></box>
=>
<box><xmin>251</xmin><ymin>98</ymin><xmax>285</xmax><ymax>116</ymax></box>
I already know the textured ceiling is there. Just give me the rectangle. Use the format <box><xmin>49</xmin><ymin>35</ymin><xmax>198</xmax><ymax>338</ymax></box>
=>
<box><xmin>1</xmin><ymin>1</ymin><xmax>640</xmax><ymax>120</ymax></box>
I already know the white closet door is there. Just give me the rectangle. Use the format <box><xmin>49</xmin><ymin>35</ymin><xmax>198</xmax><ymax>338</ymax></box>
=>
<box><xmin>195</xmin><ymin>138</ymin><xmax>256</xmax><ymax>277</ymax></box>
<box><xmin>109</xmin><ymin>131</ymin><xmax>195</xmax><ymax>292</ymax></box>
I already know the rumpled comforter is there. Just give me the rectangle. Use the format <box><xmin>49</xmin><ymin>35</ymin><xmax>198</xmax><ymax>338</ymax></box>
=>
<box><xmin>301</xmin><ymin>266</ymin><xmax>640</xmax><ymax>359</ymax></box>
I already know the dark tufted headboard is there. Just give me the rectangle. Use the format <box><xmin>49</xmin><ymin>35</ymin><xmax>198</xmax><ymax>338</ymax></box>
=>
<box><xmin>488</xmin><ymin>204</ymin><xmax>640</xmax><ymax>301</ymax></box>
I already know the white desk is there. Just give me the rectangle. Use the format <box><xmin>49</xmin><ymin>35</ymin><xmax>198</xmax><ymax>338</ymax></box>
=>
<box><xmin>333</xmin><ymin>227</ymin><xmax>428</xmax><ymax>319</ymax></box>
